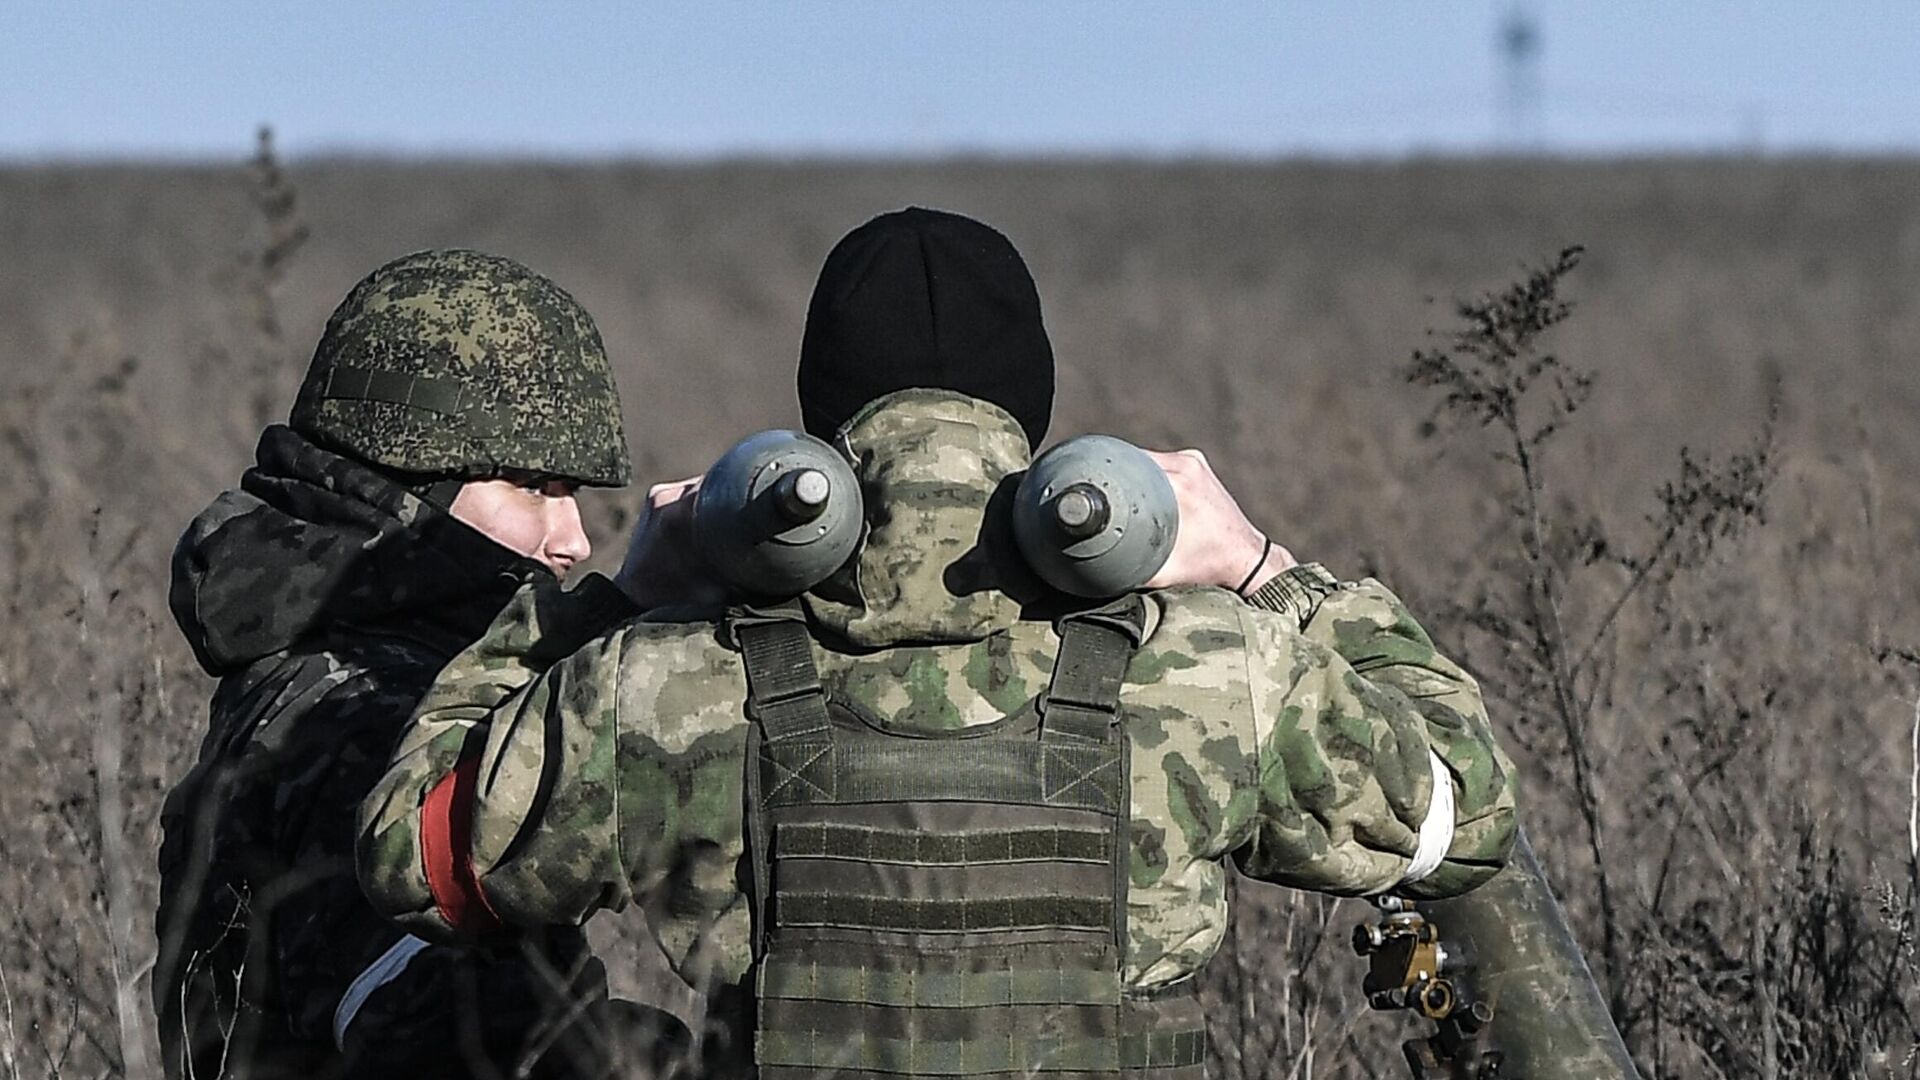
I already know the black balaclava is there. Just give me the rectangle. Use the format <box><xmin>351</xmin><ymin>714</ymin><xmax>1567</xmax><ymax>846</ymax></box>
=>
<box><xmin>798</xmin><ymin>207</ymin><xmax>1054</xmax><ymax>448</ymax></box>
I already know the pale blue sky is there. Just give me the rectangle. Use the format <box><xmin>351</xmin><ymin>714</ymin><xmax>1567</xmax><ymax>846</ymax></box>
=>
<box><xmin>3</xmin><ymin>2</ymin><xmax>1916</xmax><ymax>159</ymax></box>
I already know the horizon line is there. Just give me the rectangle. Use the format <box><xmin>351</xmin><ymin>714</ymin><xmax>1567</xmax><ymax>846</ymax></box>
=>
<box><xmin>5</xmin><ymin>146</ymin><xmax>1920</xmax><ymax>169</ymax></box>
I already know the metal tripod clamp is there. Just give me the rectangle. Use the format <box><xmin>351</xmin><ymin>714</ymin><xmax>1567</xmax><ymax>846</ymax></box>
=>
<box><xmin>1354</xmin><ymin>898</ymin><xmax>1507</xmax><ymax>1079</ymax></box>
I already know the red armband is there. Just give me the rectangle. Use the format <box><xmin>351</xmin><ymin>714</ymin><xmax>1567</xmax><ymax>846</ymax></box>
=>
<box><xmin>419</xmin><ymin>755</ymin><xmax>504</xmax><ymax>934</ymax></box>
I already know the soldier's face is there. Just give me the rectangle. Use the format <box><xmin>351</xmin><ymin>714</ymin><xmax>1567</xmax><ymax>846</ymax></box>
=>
<box><xmin>449</xmin><ymin>478</ymin><xmax>592</xmax><ymax>577</ymax></box>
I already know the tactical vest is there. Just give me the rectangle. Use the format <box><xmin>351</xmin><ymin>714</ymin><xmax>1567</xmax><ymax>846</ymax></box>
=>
<box><xmin>730</xmin><ymin>598</ymin><xmax>1208</xmax><ymax>1079</ymax></box>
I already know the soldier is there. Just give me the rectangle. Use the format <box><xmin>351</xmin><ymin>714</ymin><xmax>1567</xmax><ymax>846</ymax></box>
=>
<box><xmin>358</xmin><ymin>210</ymin><xmax>1519</xmax><ymax>1078</ymax></box>
<box><xmin>155</xmin><ymin>249</ymin><xmax>672</xmax><ymax>1079</ymax></box>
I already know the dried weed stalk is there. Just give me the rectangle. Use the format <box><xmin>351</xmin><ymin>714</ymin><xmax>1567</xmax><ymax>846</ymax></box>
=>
<box><xmin>0</xmin><ymin>130</ymin><xmax>307</xmax><ymax>1080</ymax></box>
<box><xmin>1410</xmin><ymin>248</ymin><xmax>1918</xmax><ymax>1078</ymax></box>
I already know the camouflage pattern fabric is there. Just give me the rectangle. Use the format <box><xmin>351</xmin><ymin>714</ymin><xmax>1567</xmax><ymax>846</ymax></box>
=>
<box><xmin>290</xmin><ymin>249</ymin><xmax>631</xmax><ymax>487</ymax></box>
<box><xmin>358</xmin><ymin>389</ymin><xmax>1518</xmax><ymax>1052</ymax></box>
<box><xmin>157</xmin><ymin>426</ymin><xmax>668</xmax><ymax>1080</ymax></box>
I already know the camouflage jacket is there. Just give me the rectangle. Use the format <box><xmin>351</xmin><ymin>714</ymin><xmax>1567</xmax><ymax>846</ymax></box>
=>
<box><xmin>359</xmin><ymin>390</ymin><xmax>1517</xmax><ymax>1008</ymax></box>
<box><xmin>157</xmin><ymin>426</ymin><xmax>630</xmax><ymax>1080</ymax></box>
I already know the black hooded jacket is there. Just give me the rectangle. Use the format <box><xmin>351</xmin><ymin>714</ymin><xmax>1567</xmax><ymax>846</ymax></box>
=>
<box><xmin>156</xmin><ymin>425</ymin><xmax>617</xmax><ymax>1079</ymax></box>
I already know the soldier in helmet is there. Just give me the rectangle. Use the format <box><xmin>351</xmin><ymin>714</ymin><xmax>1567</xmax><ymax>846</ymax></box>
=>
<box><xmin>155</xmin><ymin>250</ymin><xmax>667</xmax><ymax>1079</ymax></box>
<box><xmin>358</xmin><ymin>210</ymin><xmax>1520</xmax><ymax>1078</ymax></box>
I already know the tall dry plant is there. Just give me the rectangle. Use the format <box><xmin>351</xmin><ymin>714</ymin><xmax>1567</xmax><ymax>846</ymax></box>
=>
<box><xmin>1201</xmin><ymin>881</ymin><xmax>1367</xmax><ymax>1079</ymax></box>
<box><xmin>1407</xmin><ymin>248</ymin><xmax>1919</xmax><ymax>1078</ymax></box>
<box><xmin>1408</xmin><ymin>245</ymin><xmax>1773</xmax><ymax>1006</ymax></box>
<box><xmin>187</xmin><ymin>126</ymin><xmax>311</xmax><ymax>454</ymax></box>
<box><xmin>0</xmin><ymin>130</ymin><xmax>308</xmax><ymax>1079</ymax></box>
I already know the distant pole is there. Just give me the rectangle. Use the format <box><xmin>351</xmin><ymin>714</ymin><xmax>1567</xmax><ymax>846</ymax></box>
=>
<box><xmin>1499</xmin><ymin>3</ymin><xmax>1544</xmax><ymax>152</ymax></box>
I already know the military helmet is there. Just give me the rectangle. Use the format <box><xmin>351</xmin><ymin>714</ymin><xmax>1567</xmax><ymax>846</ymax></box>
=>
<box><xmin>291</xmin><ymin>249</ymin><xmax>631</xmax><ymax>487</ymax></box>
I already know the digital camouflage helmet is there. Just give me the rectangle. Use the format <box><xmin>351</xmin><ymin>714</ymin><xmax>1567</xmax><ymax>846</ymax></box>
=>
<box><xmin>291</xmin><ymin>249</ymin><xmax>631</xmax><ymax>487</ymax></box>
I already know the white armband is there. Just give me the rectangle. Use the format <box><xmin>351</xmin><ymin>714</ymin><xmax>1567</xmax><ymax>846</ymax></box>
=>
<box><xmin>1396</xmin><ymin>750</ymin><xmax>1456</xmax><ymax>888</ymax></box>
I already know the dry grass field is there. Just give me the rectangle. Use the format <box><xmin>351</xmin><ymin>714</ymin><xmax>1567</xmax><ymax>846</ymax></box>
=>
<box><xmin>3</xmin><ymin>140</ymin><xmax>1918</xmax><ymax>1078</ymax></box>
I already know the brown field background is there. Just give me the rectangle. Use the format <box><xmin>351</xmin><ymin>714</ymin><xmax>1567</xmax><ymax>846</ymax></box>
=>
<box><xmin>3</xmin><ymin>152</ymin><xmax>1918</xmax><ymax>1078</ymax></box>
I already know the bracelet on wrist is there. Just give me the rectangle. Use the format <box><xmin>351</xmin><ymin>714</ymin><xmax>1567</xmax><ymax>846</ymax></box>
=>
<box><xmin>1234</xmin><ymin>537</ymin><xmax>1275</xmax><ymax>597</ymax></box>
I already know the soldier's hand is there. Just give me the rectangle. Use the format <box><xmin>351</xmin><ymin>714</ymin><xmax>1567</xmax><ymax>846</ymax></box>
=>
<box><xmin>1141</xmin><ymin>448</ymin><xmax>1296</xmax><ymax>594</ymax></box>
<box><xmin>615</xmin><ymin>476</ymin><xmax>727</xmax><ymax>611</ymax></box>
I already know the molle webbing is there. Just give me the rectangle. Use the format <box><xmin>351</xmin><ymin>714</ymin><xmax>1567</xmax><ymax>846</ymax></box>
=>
<box><xmin>776</xmin><ymin>821</ymin><xmax>1113</xmax><ymax>865</ymax></box>
<box><xmin>776</xmin><ymin>893</ymin><xmax>1113</xmax><ymax>933</ymax></box>
<box><xmin>756</xmin><ymin>1020</ymin><xmax>1207</xmax><ymax>1074</ymax></box>
<box><xmin>759</xmin><ymin>952</ymin><xmax>1124</xmax><ymax>1007</ymax></box>
<box><xmin>771</xmin><ymin>835</ymin><xmax>1119</xmax><ymax>933</ymax></box>
<box><xmin>759</xmin><ymin>739</ymin><xmax>1125</xmax><ymax>811</ymax></box>
<box><xmin>735</xmin><ymin>596</ymin><xmax>1206</xmax><ymax>1078</ymax></box>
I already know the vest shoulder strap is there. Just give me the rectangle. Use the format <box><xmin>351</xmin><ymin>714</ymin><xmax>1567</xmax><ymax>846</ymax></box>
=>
<box><xmin>1042</xmin><ymin>594</ymin><xmax>1150</xmax><ymax>744</ymax></box>
<box><xmin>727</xmin><ymin>601</ymin><xmax>832</xmax><ymax>743</ymax></box>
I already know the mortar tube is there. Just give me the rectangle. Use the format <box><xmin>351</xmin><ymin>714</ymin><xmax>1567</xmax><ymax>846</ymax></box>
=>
<box><xmin>1419</xmin><ymin>828</ymin><xmax>1644</xmax><ymax>1079</ymax></box>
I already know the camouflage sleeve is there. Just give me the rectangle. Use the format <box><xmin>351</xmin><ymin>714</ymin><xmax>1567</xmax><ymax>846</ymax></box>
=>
<box><xmin>356</xmin><ymin>574</ymin><xmax>640</xmax><ymax>942</ymax></box>
<box><xmin>427</xmin><ymin>611</ymin><xmax>755</xmax><ymax>983</ymax></box>
<box><xmin>595</xmin><ymin>624</ymin><xmax>756</xmax><ymax>987</ymax></box>
<box><xmin>1233</xmin><ymin>564</ymin><xmax>1518</xmax><ymax>899</ymax></box>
